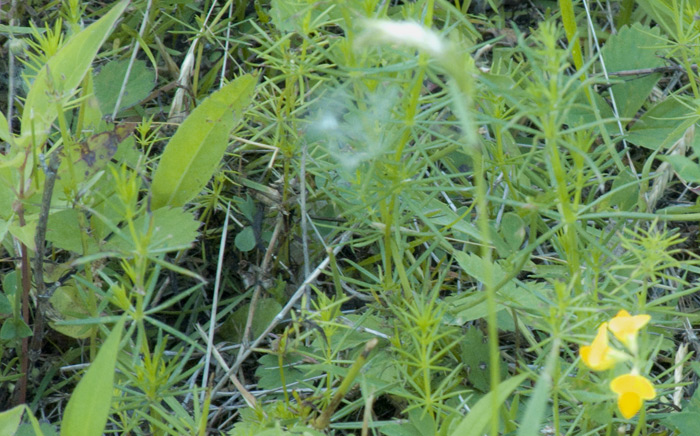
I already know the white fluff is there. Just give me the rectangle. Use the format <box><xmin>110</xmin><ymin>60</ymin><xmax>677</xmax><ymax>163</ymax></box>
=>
<box><xmin>360</xmin><ymin>20</ymin><xmax>446</xmax><ymax>58</ymax></box>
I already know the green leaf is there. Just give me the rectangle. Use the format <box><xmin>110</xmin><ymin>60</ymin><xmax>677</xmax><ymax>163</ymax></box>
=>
<box><xmin>564</xmin><ymin>88</ymin><xmax>614</xmax><ymax>129</ymax></box>
<box><xmin>19</xmin><ymin>407</ymin><xmax>48</xmax><ymax>436</ymax></box>
<box><xmin>609</xmin><ymin>169</ymin><xmax>639</xmax><ymax>211</ymax></box>
<box><xmin>45</xmin><ymin>209</ymin><xmax>100</xmax><ymax>255</ymax></box>
<box><xmin>500</xmin><ymin>212</ymin><xmax>525</xmax><ymax>251</ymax></box>
<box><xmin>60</xmin><ymin>316</ymin><xmax>125</xmax><ymax>436</ymax></box>
<box><xmin>94</xmin><ymin>59</ymin><xmax>155</xmax><ymax>114</ymax></box>
<box><xmin>0</xmin><ymin>111</ymin><xmax>11</xmax><ymax>144</ymax></box>
<box><xmin>19</xmin><ymin>0</ymin><xmax>129</xmax><ymax>148</ymax></box>
<box><xmin>683</xmin><ymin>370</ymin><xmax>700</xmax><ymax>412</ymax></box>
<box><xmin>269</xmin><ymin>0</ymin><xmax>332</xmax><ymax>34</ymax></box>
<box><xmin>663</xmin><ymin>155</ymin><xmax>700</xmax><ymax>184</ymax></box>
<box><xmin>627</xmin><ymin>97</ymin><xmax>700</xmax><ymax>150</ymax></box>
<box><xmin>105</xmin><ymin>207</ymin><xmax>200</xmax><ymax>253</ymax></box>
<box><xmin>48</xmin><ymin>285</ymin><xmax>95</xmax><ymax>339</ymax></box>
<box><xmin>454</xmin><ymin>251</ymin><xmax>506</xmax><ymax>288</ymax></box>
<box><xmin>144</xmin><ymin>207</ymin><xmax>201</xmax><ymax>252</ymax></box>
<box><xmin>0</xmin><ymin>217</ymin><xmax>11</xmax><ymax>243</ymax></box>
<box><xmin>461</xmin><ymin>327</ymin><xmax>507</xmax><ymax>392</ymax></box>
<box><xmin>0</xmin><ymin>318</ymin><xmax>33</xmax><ymax>340</ymax></box>
<box><xmin>2</xmin><ymin>271</ymin><xmax>17</xmax><ymax>300</ymax></box>
<box><xmin>636</xmin><ymin>0</ymin><xmax>687</xmax><ymax>40</ymax></box>
<box><xmin>380</xmin><ymin>408</ymin><xmax>436</xmax><ymax>436</ymax></box>
<box><xmin>235</xmin><ymin>226</ymin><xmax>257</xmax><ymax>252</ymax></box>
<box><xmin>150</xmin><ymin>74</ymin><xmax>256</xmax><ymax>209</ymax></box>
<box><xmin>254</xmin><ymin>352</ymin><xmax>307</xmax><ymax>391</ymax></box>
<box><xmin>16</xmin><ymin>421</ymin><xmax>54</xmax><ymax>436</ymax></box>
<box><xmin>446</xmin><ymin>373</ymin><xmax>527</xmax><ymax>436</ymax></box>
<box><xmin>56</xmin><ymin>124</ymin><xmax>135</xmax><ymax>191</ymax></box>
<box><xmin>516</xmin><ymin>341</ymin><xmax>558</xmax><ymax>436</ymax></box>
<box><xmin>0</xmin><ymin>167</ymin><xmax>18</xmax><ymax>221</ymax></box>
<box><xmin>0</xmin><ymin>292</ymin><xmax>12</xmax><ymax>315</ymax></box>
<box><xmin>236</xmin><ymin>194</ymin><xmax>256</xmax><ymax>222</ymax></box>
<box><xmin>269</xmin><ymin>0</ymin><xmax>366</xmax><ymax>34</ymax></box>
<box><xmin>8</xmin><ymin>215</ymin><xmax>37</xmax><ymax>251</ymax></box>
<box><xmin>380</xmin><ymin>423</ymin><xmax>423</xmax><ymax>436</ymax></box>
<box><xmin>427</xmin><ymin>200</ymin><xmax>511</xmax><ymax>256</ymax></box>
<box><xmin>663</xmin><ymin>412</ymin><xmax>700</xmax><ymax>435</ymax></box>
<box><xmin>600</xmin><ymin>24</ymin><xmax>663</xmax><ymax>122</ymax></box>
<box><xmin>223</xmin><ymin>298</ymin><xmax>283</xmax><ymax>345</ymax></box>
<box><xmin>0</xmin><ymin>405</ymin><xmax>25</xmax><ymax>436</ymax></box>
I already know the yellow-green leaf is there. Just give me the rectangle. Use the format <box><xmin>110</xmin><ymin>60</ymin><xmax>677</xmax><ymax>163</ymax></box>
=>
<box><xmin>150</xmin><ymin>74</ymin><xmax>256</xmax><ymax>209</ymax></box>
<box><xmin>0</xmin><ymin>405</ymin><xmax>25</xmax><ymax>436</ymax></box>
<box><xmin>48</xmin><ymin>285</ymin><xmax>95</xmax><ymax>339</ymax></box>
<box><xmin>19</xmin><ymin>0</ymin><xmax>129</xmax><ymax>148</ymax></box>
<box><xmin>60</xmin><ymin>316</ymin><xmax>125</xmax><ymax>436</ymax></box>
<box><xmin>447</xmin><ymin>373</ymin><xmax>527</xmax><ymax>436</ymax></box>
<box><xmin>0</xmin><ymin>111</ymin><xmax>11</xmax><ymax>144</ymax></box>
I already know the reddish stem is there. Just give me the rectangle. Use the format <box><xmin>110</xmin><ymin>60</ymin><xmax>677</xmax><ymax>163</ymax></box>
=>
<box><xmin>16</xmin><ymin>241</ymin><xmax>30</xmax><ymax>405</ymax></box>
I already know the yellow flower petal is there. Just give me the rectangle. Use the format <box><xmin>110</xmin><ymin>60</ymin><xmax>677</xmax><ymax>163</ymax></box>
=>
<box><xmin>610</xmin><ymin>374</ymin><xmax>656</xmax><ymax>419</ymax></box>
<box><xmin>610</xmin><ymin>374</ymin><xmax>655</xmax><ymax>399</ymax></box>
<box><xmin>617</xmin><ymin>392</ymin><xmax>642</xmax><ymax>419</ymax></box>
<box><xmin>580</xmin><ymin>323</ymin><xmax>617</xmax><ymax>371</ymax></box>
<box><xmin>608</xmin><ymin>310</ymin><xmax>650</xmax><ymax>349</ymax></box>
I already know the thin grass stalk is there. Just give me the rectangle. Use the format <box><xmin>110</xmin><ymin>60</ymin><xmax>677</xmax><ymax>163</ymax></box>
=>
<box><xmin>441</xmin><ymin>45</ymin><xmax>499</xmax><ymax>436</ymax></box>
<box><xmin>559</xmin><ymin>0</ymin><xmax>585</xmax><ymax>79</ymax></box>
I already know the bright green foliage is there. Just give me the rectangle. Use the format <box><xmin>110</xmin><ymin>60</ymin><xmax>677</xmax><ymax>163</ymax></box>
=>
<box><xmin>60</xmin><ymin>317</ymin><xmax>125</xmax><ymax>436</ymax></box>
<box><xmin>150</xmin><ymin>74</ymin><xmax>256</xmax><ymax>209</ymax></box>
<box><xmin>104</xmin><ymin>206</ymin><xmax>201</xmax><ymax>253</ymax></box>
<box><xmin>0</xmin><ymin>405</ymin><xmax>24</xmax><ymax>436</ymax></box>
<box><xmin>7</xmin><ymin>0</ymin><xmax>700</xmax><ymax>435</ymax></box>
<box><xmin>0</xmin><ymin>405</ymin><xmax>46</xmax><ymax>436</ymax></box>
<box><xmin>447</xmin><ymin>374</ymin><xmax>528</xmax><ymax>436</ymax></box>
<box><xmin>18</xmin><ymin>0</ymin><xmax>129</xmax><ymax>148</ymax></box>
<box><xmin>48</xmin><ymin>285</ymin><xmax>94</xmax><ymax>339</ymax></box>
<box><xmin>56</xmin><ymin>124</ymin><xmax>135</xmax><ymax>190</ymax></box>
<box><xmin>0</xmin><ymin>112</ymin><xmax>10</xmax><ymax>143</ymax></box>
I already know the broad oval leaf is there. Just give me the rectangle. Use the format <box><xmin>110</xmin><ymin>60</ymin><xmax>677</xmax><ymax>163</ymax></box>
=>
<box><xmin>94</xmin><ymin>59</ymin><xmax>155</xmax><ymax>114</ymax></box>
<box><xmin>235</xmin><ymin>226</ymin><xmax>257</xmax><ymax>252</ymax></box>
<box><xmin>0</xmin><ymin>318</ymin><xmax>32</xmax><ymax>340</ymax></box>
<box><xmin>19</xmin><ymin>0</ymin><xmax>129</xmax><ymax>148</ymax></box>
<box><xmin>60</xmin><ymin>316</ymin><xmax>125</xmax><ymax>436</ymax></box>
<box><xmin>48</xmin><ymin>285</ymin><xmax>95</xmax><ymax>339</ymax></box>
<box><xmin>150</xmin><ymin>74</ymin><xmax>256</xmax><ymax>209</ymax></box>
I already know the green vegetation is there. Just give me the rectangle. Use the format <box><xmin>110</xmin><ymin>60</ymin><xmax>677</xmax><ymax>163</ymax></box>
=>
<box><xmin>2</xmin><ymin>0</ymin><xmax>700</xmax><ymax>434</ymax></box>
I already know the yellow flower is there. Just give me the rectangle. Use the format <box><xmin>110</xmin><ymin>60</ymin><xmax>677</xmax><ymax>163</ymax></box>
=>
<box><xmin>608</xmin><ymin>310</ymin><xmax>650</xmax><ymax>350</ymax></box>
<box><xmin>610</xmin><ymin>373</ymin><xmax>656</xmax><ymax>419</ymax></box>
<box><xmin>580</xmin><ymin>323</ymin><xmax>617</xmax><ymax>371</ymax></box>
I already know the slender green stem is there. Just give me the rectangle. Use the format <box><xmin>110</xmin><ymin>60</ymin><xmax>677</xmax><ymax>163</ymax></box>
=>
<box><xmin>559</xmin><ymin>0</ymin><xmax>585</xmax><ymax>78</ymax></box>
<box><xmin>631</xmin><ymin>406</ymin><xmax>645</xmax><ymax>436</ymax></box>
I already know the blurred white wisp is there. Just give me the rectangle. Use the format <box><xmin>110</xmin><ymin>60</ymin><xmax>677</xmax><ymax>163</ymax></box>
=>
<box><xmin>307</xmin><ymin>85</ymin><xmax>401</xmax><ymax>176</ymax></box>
<box><xmin>356</xmin><ymin>19</ymin><xmax>447</xmax><ymax>60</ymax></box>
